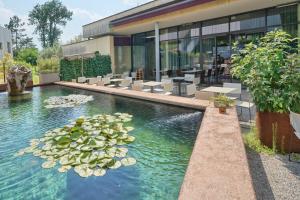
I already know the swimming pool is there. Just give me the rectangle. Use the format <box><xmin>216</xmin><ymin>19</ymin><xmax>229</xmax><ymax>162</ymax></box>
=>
<box><xmin>0</xmin><ymin>85</ymin><xmax>202</xmax><ymax>200</ymax></box>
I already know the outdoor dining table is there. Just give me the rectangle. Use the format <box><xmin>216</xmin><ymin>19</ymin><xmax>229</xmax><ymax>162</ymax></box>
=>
<box><xmin>172</xmin><ymin>77</ymin><xmax>185</xmax><ymax>96</ymax></box>
<box><xmin>182</xmin><ymin>70</ymin><xmax>202</xmax><ymax>74</ymax></box>
<box><xmin>113</xmin><ymin>74</ymin><xmax>122</xmax><ymax>78</ymax></box>
<box><xmin>201</xmin><ymin>86</ymin><xmax>237</xmax><ymax>94</ymax></box>
<box><xmin>110</xmin><ymin>78</ymin><xmax>124</xmax><ymax>87</ymax></box>
<box><xmin>142</xmin><ymin>81</ymin><xmax>162</xmax><ymax>93</ymax></box>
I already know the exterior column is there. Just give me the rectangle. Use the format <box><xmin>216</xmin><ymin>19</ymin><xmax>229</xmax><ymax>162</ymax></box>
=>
<box><xmin>155</xmin><ymin>22</ymin><xmax>160</xmax><ymax>81</ymax></box>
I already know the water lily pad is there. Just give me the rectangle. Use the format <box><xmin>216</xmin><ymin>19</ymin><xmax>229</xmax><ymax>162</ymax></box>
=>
<box><xmin>93</xmin><ymin>168</ymin><xmax>106</xmax><ymax>176</ymax></box>
<box><xmin>121</xmin><ymin>158</ymin><xmax>136</xmax><ymax>166</ymax></box>
<box><xmin>42</xmin><ymin>160</ymin><xmax>56</xmax><ymax>169</ymax></box>
<box><xmin>17</xmin><ymin>113</ymin><xmax>136</xmax><ymax>177</ymax></box>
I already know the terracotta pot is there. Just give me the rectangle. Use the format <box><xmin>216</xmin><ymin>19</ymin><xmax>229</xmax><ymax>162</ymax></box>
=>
<box><xmin>256</xmin><ymin>112</ymin><xmax>300</xmax><ymax>153</ymax></box>
<box><xmin>219</xmin><ymin>107</ymin><xmax>226</xmax><ymax>114</ymax></box>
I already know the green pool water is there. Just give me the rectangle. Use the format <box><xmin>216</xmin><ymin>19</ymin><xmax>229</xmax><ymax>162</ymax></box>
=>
<box><xmin>0</xmin><ymin>85</ymin><xmax>202</xmax><ymax>200</ymax></box>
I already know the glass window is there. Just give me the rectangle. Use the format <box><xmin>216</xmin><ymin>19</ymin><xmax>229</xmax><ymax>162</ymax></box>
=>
<box><xmin>267</xmin><ymin>24</ymin><xmax>298</xmax><ymax>37</ymax></box>
<box><xmin>7</xmin><ymin>42</ymin><xmax>11</xmax><ymax>53</ymax></box>
<box><xmin>0</xmin><ymin>42</ymin><xmax>2</xmax><ymax>50</ymax></box>
<box><xmin>178</xmin><ymin>24</ymin><xmax>200</xmax><ymax>38</ymax></box>
<box><xmin>160</xmin><ymin>40</ymin><xmax>178</xmax><ymax>72</ymax></box>
<box><xmin>202</xmin><ymin>18</ymin><xmax>229</xmax><ymax>35</ymax></box>
<box><xmin>267</xmin><ymin>5</ymin><xmax>298</xmax><ymax>26</ymax></box>
<box><xmin>179</xmin><ymin>37</ymin><xmax>200</xmax><ymax>69</ymax></box>
<box><xmin>231</xmin><ymin>11</ymin><xmax>266</xmax><ymax>32</ymax></box>
<box><xmin>114</xmin><ymin>46</ymin><xmax>132</xmax><ymax>74</ymax></box>
<box><xmin>160</xmin><ymin>27</ymin><xmax>178</xmax><ymax>41</ymax></box>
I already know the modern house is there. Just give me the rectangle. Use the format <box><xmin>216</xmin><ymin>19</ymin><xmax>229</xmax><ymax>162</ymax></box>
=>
<box><xmin>0</xmin><ymin>26</ymin><xmax>12</xmax><ymax>59</ymax></box>
<box><xmin>62</xmin><ymin>0</ymin><xmax>300</xmax><ymax>81</ymax></box>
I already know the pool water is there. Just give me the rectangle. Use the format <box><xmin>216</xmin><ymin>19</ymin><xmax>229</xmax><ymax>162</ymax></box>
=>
<box><xmin>0</xmin><ymin>85</ymin><xmax>202</xmax><ymax>200</ymax></box>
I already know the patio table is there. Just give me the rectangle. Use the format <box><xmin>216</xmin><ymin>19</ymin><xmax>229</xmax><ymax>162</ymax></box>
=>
<box><xmin>113</xmin><ymin>74</ymin><xmax>122</xmax><ymax>78</ymax></box>
<box><xmin>142</xmin><ymin>81</ymin><xmax>162</xmax><ymax>93</ymax></box>
<box><xmin>201</xmin><ymin>86</ymin><xmax>237</xmax><ymax>94</ymax></box>
<box><xmin>172</xmin><ymin>77</ymin><xmax>185</xmax><ymax>96</ymax></box>
<box><xmin>110</xmin><ymin>78</ymin><xmax>124</xmax><ymax>87</ymax></box>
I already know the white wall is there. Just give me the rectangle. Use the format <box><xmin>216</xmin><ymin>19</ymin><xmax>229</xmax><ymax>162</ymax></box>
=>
<box><xmin>0</xmin><ymin>26</ymin><xmax>13</xmax><ymax>59</ymax></box>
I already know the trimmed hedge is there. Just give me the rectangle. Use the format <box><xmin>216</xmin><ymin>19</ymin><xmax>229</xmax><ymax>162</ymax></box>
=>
<box><xmin>60</xmin><ymin>52</ymin><xmax>112</xmax><ymax>81</ymax></box>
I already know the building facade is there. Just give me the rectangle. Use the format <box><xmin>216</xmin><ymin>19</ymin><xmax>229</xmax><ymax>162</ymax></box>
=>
<box><xmin>62</xmin><ymin>0</ymin><xmax>300</xmax><ymax>81</ymax></box>
<box><xmin>0</xmin><ymin>26</ymin><xmax>12</xmax><ymax>59</ymax></box>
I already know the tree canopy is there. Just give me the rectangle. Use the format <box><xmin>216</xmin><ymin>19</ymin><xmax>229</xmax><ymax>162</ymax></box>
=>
<box><xmin>28</xmin><ymin>0</ymin><xmax>72</xmax><ymax>48</ymax></box>
<box><xmin>4</xmin><ymin>15</ymin><xmax>34</xmax><ymax>53</ymax></box>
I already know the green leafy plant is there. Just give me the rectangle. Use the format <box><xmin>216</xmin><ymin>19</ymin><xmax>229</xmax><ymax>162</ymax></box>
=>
<box><xmin>231</xmin><ymin>30</ymin><xmax>300</xmax><ymax>113</ymax></box>
<box><xmin>16</xmin><ymin>113</ymin><xmax>136</xmax><ymax>177</ymax></box>
<box><xmin>212</xmin><ymin>94</ymin><xmax>234</xmax><ymax>108</ymax></box>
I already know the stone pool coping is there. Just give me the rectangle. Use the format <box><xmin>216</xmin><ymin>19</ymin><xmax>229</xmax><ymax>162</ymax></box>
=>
<box><xmin>54</xmin><ymin>81</ymin><xmax>256</xmax><ymax>200</ymax></box>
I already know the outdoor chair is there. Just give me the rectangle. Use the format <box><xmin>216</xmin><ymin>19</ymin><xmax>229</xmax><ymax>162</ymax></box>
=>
<box><xmin>119</xmin><ymin>79</ymin><xmax>131</xmax><ymax>90</ymax></box>
<box><xmin>122</xmin><ymin>72</ymin><xmax>130</xmax><ymax>78</ymax></box>
<box><xmin>131</xmin><ymin>72</ymin><xmax>137</xmax><ymax>80</ymax></box>
<box><xmin>97</xmin><ymin>76</ymin><xmax>102</xmax><ymax>81</ymax></box>
<box><xmin>224</xmin><ymin>83</ymin><xmax>254</xmax><ymax>122</ymax></box>
<box><xmin>88</xmin><ymin>78</ymin><xmax>98</xmax><ymax>85</ymax></box>
<box><xmin>134</xmin><ymin>80</ymin><xmax>143</xmax><ymax>85</ymax></box>
<box><xmin>289</xmin><ymin>111</ymin><xmax>300</xmax><ymax>162</ymax></box>
<box><xmin>154</xmin><ymin>82</ymin><xmax>173</xmax><ymax>95</ymax></box>
<box><xmin>105</xmin><ymin>73</ymin><xmax>113</xmax><ymax>78</ymax></box>
<box><xmin>195</xmin><ymin>91</ymin><xmax>215</xmax><ymax>100</ymax></box>
<box><xmin>132</xmin><ymin>83</ymin><xmax>150</xmax><ymax>92</ymax></box>
<box><xmin>77</xmin><ymin>77</ymin><xmax>87</xmax><ymax>83</ymax></box>
<box><xmin>186</xmin><ymin>84</ymin><xmax>197</xmax><ymax>96</ymax></box>
<box><xmin>71</xmin><ymin>79</ymin><xmax>76</xmax><ymax>83</ymax></box>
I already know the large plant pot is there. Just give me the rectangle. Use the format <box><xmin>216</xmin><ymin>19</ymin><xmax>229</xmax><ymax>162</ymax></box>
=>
<box><xmin>256</xmin><ymin>112</ymin><xmax>300</xmax><ymax>153</ymax></box>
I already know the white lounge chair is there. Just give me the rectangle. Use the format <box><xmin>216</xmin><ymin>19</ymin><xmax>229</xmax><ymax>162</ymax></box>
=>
<box><xmin>119</xmin><ymin>79</ymin><xmax>131</xmax><ymax>89</ymax></box>
<box><xmin>154</xmin><ymin>82</ymin><xmax>174</xmax><ymax>95</ymax></box>
<box><xmin>122</xmin><ymin>72</ymin><xmax>130</xmax><ymax>79</ymax></box>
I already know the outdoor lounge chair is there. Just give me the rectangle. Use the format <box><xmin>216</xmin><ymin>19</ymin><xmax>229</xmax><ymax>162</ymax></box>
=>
<box><xmin>224</xmin><ymin>83</ymin><xmax>254</xmax><ymax>122</ymax></box>
<box><xmin>77</xmin><ymin>77</ymin><xmax>87</xmax><ymax>83</ymax></box>
<box><xmin>119</xmin><ymin>78</ymin><xmax>131</xmax><ymax>89</ymax></box>
<box><xmin>122</xmin><ymin>72</ymin><xmax>130</xmax><ymax>78</ymax></box>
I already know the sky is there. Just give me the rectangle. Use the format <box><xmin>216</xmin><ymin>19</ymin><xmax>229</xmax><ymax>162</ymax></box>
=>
<box><xmin>0</xmin><ymin>0</ymin><xmax>152</xmax><ymax>48</ymax></box>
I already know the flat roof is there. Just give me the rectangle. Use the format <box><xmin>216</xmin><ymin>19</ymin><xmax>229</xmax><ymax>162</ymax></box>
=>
<box><xmin>83</xmin><ymin>0</ymin><xmax>177</xmax><ymax>27</ymax></box>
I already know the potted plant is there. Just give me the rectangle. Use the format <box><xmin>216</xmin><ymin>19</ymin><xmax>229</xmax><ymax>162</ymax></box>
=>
<box><xmin>212</xmin><ymin>94</ymin><xmax>234</xmax><ymax>114</ymax></box>
<box><xmin>231</xmin><ymin>30</ymin><xmax>300</xmax><ymax>152</ymax></box>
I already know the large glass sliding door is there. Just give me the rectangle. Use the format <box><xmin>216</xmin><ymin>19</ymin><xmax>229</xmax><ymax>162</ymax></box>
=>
<box><xmin>132</xmin><ymin>31</ymin><xmax>155</xmax><ymax>80</ymax></box>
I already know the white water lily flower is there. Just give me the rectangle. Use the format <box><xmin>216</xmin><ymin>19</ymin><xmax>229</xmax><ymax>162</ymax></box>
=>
<box><xmin>126</xmin><ymin>136</ymin><xmax>135</xmax><ymax>142</ymax></box>
<box><xmin>125</xmin><ymin>127</ymin><xmax>134</xmax><ymax>132</ymax></box>
<box><xmin>15</xmin><ymin>150</ymin><xmax>25</xmax><ymax>157</ymax></box>
<box><xmin>41</xmin><ymin>160</ymin><xmax>56</xmax><ymax>169</ymax></box>
<box><xmin>121</xmin><ymin>157</ymin><xmax>136</xmax><ymax>166</ymax></box>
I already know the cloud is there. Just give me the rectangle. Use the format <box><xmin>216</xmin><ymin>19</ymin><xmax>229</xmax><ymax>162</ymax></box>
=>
<box><xmin>70</xmin><ymin>8</ymin><xmax>103</xmax><ymax>21</ymax></box>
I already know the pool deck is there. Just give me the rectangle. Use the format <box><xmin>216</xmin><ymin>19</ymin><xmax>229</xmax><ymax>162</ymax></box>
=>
<box><xmin>55</xmin><ymin>81</ymin><xmax>256</xmax><ymax>200</ymax></box>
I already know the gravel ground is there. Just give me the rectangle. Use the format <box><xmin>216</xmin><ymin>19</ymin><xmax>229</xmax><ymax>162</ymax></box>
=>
<box><xmin>246</xmin><ymin>148</ymin><xmax>300</xmax><ymax>200</ymax></box>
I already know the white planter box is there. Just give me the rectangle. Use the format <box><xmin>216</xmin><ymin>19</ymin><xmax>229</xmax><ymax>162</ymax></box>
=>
<box><xmin>39</xmin><ymin>73</ymin><xmax>60</xmax><ymax>85</ymax></box>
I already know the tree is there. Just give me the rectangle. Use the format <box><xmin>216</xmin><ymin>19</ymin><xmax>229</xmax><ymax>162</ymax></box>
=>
<box><xmin>28</xmin><ymin>0</ymin><xmax>73</xmax><ymax>48</ymax></box>
<box><xmin>5</xmin><ymin>15</ymin><xmax>26</xmax><ymax>52</ymax></box>
<box><xmin>16</xmin><ymin>48</ymin><xmax>38</xmax><ymax>66</ymax></box>
<box><xmin>19</xmin><ymin>37</ymin><xmax>36</xmax><ymax>49</ymax></box>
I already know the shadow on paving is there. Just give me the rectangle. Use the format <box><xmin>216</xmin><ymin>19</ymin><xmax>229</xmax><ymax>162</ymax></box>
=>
<box><xmin>278</xmin><ymin>156</ymin><xmax>300</xmax><ymax>180</ymax></box>
<box><xmin>245</xmin><ymin>147</ymin><xmax>275</xmax><ymax>200</ymax></box>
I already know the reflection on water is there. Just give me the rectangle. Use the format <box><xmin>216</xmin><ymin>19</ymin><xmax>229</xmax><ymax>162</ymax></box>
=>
<box><xmin>0</xmin><ymin>86</ymin><xmax>202</xmax><ymax>200</ymax></box>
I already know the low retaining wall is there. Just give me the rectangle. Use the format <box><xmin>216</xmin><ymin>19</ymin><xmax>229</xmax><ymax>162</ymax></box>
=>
<box><xmin>39</xmin><ymin>73</ymin><xmax>60</xmax><ymax>85</ymax></box>
<box><xmin>55</xmin><ymin>81</ymin><xmax>256</xmax><ymax>200</ymax></box>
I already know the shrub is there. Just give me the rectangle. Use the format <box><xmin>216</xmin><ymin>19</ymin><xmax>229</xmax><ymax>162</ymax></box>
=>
<box><xmin>37</xmin><ymin>57</ymin><xmax>60</xmax><ymax>73</ymax></box>
<box><xmin>16</xmin><ymin>48</ymin><xmax>38</xmax><ymax>66</ymax></box>
<box><xmin>231</xmin><ymin>30</ymin><xmax>300</xmax><ymax>113</ymax></box>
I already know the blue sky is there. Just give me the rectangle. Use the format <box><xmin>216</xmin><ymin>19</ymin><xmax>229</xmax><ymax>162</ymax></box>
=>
<box><xmin>0</xmin><ymin>0</ymin><xmax>151</xmax><ymax>48</ymax></box>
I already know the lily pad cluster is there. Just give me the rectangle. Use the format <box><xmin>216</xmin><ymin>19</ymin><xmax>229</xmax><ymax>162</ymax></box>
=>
<box><xmin>44</xmin><ymin>94</ymin><xmax>94</xmax><ymax>108</ymax></box>
<box><xmin>16</xmin><ymin>113</ymin><xmax>137</xmax><ymax>177</ymax></box>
